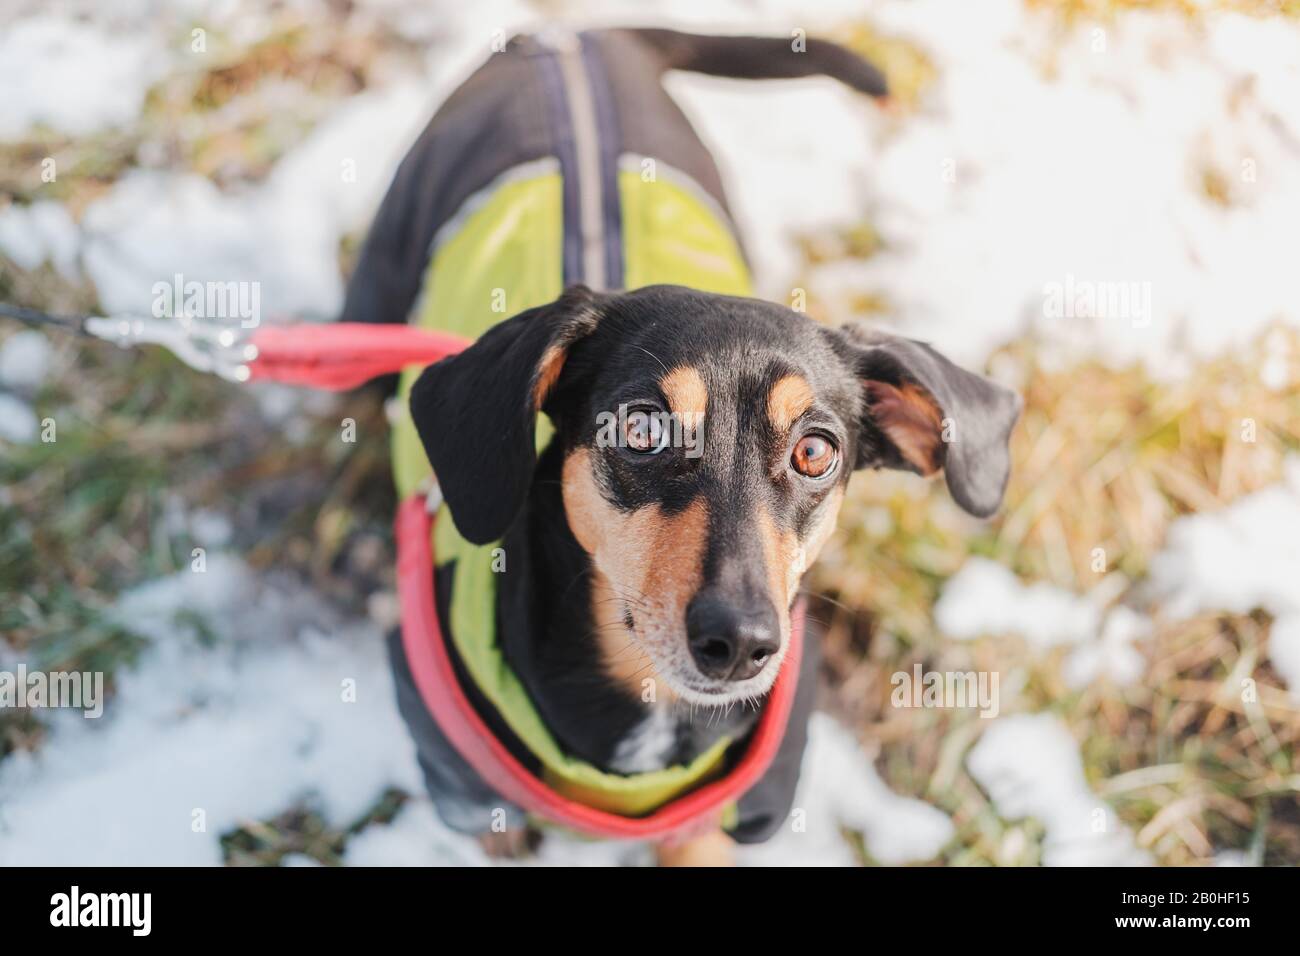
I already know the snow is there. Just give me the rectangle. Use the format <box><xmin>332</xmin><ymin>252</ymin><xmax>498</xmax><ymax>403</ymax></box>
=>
<box><xmin>81</xmin><ymin>80</ymin><xmax>432</xmax><ymax>322</ymax></box>
<box><xmin>0</xmin><ymin>558</ymin><xmax>423</xmax><ymax>866</ymax></box>
<box><xmin>940</xmin><ymin>461</ymin><xmax>1300</xmax><ymax>848</ymax></box>
<box><xmin>1148</xmin><ymin>456</ymin><xmax>1300</xmax><ymax>623</ymax></box>
<box><xmin>1061</xmin><ymin>606</ymin><xmax>1150</xmax><ymax>690</ymax></box>
<box><xmin>1267</xmin><ymin>616</ymin><xmax>1300</xmax><ymax>702</ymax></box>
<box><xmin>932</xmin><ymin>479</ymin><xmax>1300</xmax><ymax>691</ymax></box>
<box><xmin>1148</xmin><ymin>456</ymin><xmax>1300</xmax><ymax>697</ymax></box>
<box><xmin>0</xmin><ymin>201</ymin><xmax>80</xmax><ymax>278</ymax></box>
<box><xmin>0</xmin><ymin>16</ymin><xmax>164</xmax><ymax>139</ymax></box>
<box><xmin>661</xmin><ymin>0</ymin><xmax>1300</xmax><ymax>371</ymax></box>
<box><xmin>738</xmin><ymin>715</ymin><xmax>954</xmax><ymax>866</ymax></box>
<box><xmin>935</xmin><ymin>557</ymin><xmax>1152</xmax><ymax>689</ymax></box>
<box><xmin>342</xmin><ymin>804</ymin><xmax>497</xmax><ymax>867</ymax></box>
<box><xmin>188</xmin><ymin>509</ymin><xmax>234</xmax><ymax>548</ymax></box>
<box><xmin>935</xmin><ymin>557</ymin><xmax>1101</xmax><ymax>649</ymax></box>
<box><xmin>0</xmin><ymin>392</ymin><xmax>39</xmax><ymax>444</ymax></box>
<box><xmin>0</xmin><ymin>329</ymin><xmax>55</xmax><ymax>393</ymax></box>
<box><xmin>968</xmin><ymin>714</ymin><xmax>1148</xmax><ymax>866</ymax></box>
<box><xmin>851</xmin><ymin>2</ymin><xmax>1300</xmax><ymax>372</ymax></box>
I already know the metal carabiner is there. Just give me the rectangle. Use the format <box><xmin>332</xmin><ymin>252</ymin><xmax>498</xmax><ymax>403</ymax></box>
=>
<box><xmin>82</xmin><ymin>313</ymin><xmax>260</xmax><ymax>382</ymax></box>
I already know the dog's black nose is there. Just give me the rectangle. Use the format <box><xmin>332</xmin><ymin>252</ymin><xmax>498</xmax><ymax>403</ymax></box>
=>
<box><xmin>686</xmin><ymin>592</ymin><xmax>781</xmax><ymax>681</ymax></box>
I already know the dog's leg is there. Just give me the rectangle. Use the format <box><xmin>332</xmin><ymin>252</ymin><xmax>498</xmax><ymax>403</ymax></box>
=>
<box><xmin>655</xmin><ymin>829</ymin><xmax>735</xmax><ymax>867</ymax></box>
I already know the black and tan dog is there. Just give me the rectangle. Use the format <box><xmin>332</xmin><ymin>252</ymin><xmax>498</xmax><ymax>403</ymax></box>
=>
<box><xmin>345</xmin><ymin>28</ymin><xmax>1020</xmax><ymax>865</ymax></box>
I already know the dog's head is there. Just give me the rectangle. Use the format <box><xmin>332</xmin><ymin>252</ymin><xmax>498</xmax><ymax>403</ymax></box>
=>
<box><xmin>411</xmin><ymin>285</ymin><xmax>1020</xmax><ymax>705</ymax></box>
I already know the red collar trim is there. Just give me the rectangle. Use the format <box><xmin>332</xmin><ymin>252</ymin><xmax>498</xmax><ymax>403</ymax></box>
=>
<box><xmin>395</xmin><ymin>494</ymin><xmax>804</xmax><ymax>841</ymax></box>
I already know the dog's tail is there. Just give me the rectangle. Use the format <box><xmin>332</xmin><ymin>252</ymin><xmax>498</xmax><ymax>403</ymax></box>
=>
<box><xmin>622</xmin><ymin>28</ymin><xmax>889</xmax><ymax>99</ymax></box>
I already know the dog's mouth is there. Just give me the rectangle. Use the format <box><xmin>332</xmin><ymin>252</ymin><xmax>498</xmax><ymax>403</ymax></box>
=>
<box><xmin>670</xmin><ymin>671</ymin><xmax>780</xmax><ymax>707</ymax></box>
<box><xmin>662</xmin><ymin>657</ymin><xmax>786</xmax><ymax>707</ymax></box>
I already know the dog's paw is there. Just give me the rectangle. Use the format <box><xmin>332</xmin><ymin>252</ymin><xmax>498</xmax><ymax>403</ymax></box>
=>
<box><xmin>476</xmin><ymin>826</ymin><xmax>541</xmax><ymax>861</ymax></box>
<box><xmin>655</xmin><ymin>830</ymin><xmax>735</xmax><ymax>867</ymax></box>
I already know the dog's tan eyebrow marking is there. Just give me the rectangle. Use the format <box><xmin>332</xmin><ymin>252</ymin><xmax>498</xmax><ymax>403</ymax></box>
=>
<box><xmin>660</xmin><ymin>366</ymin><xmax>708</xmax><ymax>416</ymax></box>
<box><xmin>766</xmin><ymin>374</ymin><xmax>815</xmax><ymax>435</ymax></box>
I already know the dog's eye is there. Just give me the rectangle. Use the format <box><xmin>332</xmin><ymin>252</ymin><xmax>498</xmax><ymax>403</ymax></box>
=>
<box><xmin>625</xmin><ymin>408</ymin><xmax>669</xmax><ymax>454</ymax></box>
<box><xmin>791</xmin><ymin>434</ymin><xmax>837</xmax><ymax>478</ymax></box>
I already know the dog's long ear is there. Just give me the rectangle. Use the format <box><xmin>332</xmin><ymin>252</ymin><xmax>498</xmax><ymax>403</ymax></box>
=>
<box><xmin>409</xmin><ymin>285</ymin><xmax>602</xmax><ymax>544</ymax></box>
<box><xmin>835</xmin><ymin>327</ymin><xmax>1022</xmax><ymax>518</ymax></box>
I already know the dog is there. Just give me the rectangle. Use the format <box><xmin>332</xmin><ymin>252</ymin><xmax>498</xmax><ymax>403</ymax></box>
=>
<box><xmin>342</xmin><ymin>28</ymin><xmax>1021</xmax><ymax>865</ymax></box>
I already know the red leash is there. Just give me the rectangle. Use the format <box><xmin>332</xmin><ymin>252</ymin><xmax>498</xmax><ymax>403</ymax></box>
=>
<box><xmin>247</xmin><ymin>323</ymin><xmax>471</xmax><ymax>389</ymax></box>
<box><xmin>395</xmin><ymin>496</ymin><xmax>804</xmax><ymax>841</ymax></box>
<box><xmin>56</xmin><ymin>311</ymin><xmax>472</xmax><ymax>388</ymax></box>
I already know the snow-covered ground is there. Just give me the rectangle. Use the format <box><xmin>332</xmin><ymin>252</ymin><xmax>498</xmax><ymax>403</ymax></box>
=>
<box><xmin>968</xmin><ymin>714</ymin><xmax>1149</xmax><ymax>866</ymax></box>
<box><xmin>0</xmin><ymin>556</ymin><xmax>953</xmax><ymax>866</ymax></box>
<box><xmin>7</xmin><ymin>0</ymin><xmax>1299</xmax><ymax>368</ymax></box>
<box><xmin>2</xmin><ymin>0</ymin><xmax>1298</xmax><ymax>865</ymax></box>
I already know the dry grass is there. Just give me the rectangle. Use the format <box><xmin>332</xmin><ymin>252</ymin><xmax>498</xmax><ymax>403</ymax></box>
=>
<box><xmin>1028</xmin><ymin>0</ymin><xmax>1300</xmax><ymax>20</ymax></box>
<box><xmin>0</xmin><ymin>3</ymin><xmax>423</xmax><ymax>205</ymax></box>
<box><xmin>807</xmin><ymin>324</ymin><xmax>1299</xmax><ymax>865</ymax></box>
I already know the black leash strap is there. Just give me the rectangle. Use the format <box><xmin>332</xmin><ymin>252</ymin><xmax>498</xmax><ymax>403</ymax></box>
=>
<box><xmin>0</xmin><ymin>302</ymin><xmax>90</xmax><ymax>335</ymax></box>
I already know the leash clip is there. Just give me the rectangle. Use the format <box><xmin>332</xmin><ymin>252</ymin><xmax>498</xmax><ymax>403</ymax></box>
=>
<box><xmin>84</xmin><ymin>312</ymin><xmax>260</xmax><ymax>382</ymax></box>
